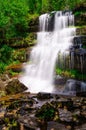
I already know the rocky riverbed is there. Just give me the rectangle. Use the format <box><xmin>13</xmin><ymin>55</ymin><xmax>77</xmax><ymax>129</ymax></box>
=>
<box><xmin>0</xmin><ymin>75</ymin><xmax>86</xmax><ymax>130</ymax></box>
<box><xmin>0</xmin><ymin>91</ymin><xmax>86</xmax><ymax>130</ymax></box>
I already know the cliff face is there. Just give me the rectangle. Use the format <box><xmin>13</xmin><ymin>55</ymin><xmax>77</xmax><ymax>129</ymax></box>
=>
<box><xmin>74</xmin><ymin>3</ymin><xmax>86</xmax><ymax>36</ymax></box>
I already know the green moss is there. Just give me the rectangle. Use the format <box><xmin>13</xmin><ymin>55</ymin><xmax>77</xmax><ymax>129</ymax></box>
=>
<box><xmin>36</xmin><ymin>103</ymin><xmax>55</xmax><ymax>120</ymax></box>
<box><xmin>55</xmin><ymin>67</ymin><xmax>86</xmax><ymax>81</ymax></box>
<box><xmin>27</xmin><ymin>13</ymin><xmax>39</xmax><ymax>22</ymax></box>
<box><xmin>75</xmin><ymin>26</ymin><xmax>86</xmax><ymax>28</ymax></box>
<box><xmin>0</xmin><ymin>63</ymin><xmax>6</xmax><ymax>73</ymax></box>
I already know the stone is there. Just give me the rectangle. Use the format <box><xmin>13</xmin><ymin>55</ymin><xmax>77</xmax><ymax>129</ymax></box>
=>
<box><xmin>54</xmin><ymin>75</ymin><xmax>66</xmax><ymax>85</ymax></box>
<box><xmin>37</xmin><ymin>92</ymin><xmax>53</xmax><ymax>100</ymax></box>
<box><xmin>58</xmin><ymin>108</ymin><xmax>73</xmax><ymax>122</ymax></box>
<box><xmin>5</xmin><ymin>78</ymin><xmax>28</xmax><ymax>94</ymax></box>
<box><xmin>35</xmin><ymin>102</ymin><xmax>55</xmax><ymax>121</ymax></box>
<box><xmin>64</xmin><ymin>79</ymin><xmax>86</xmax><ymax>96</ymax></box>
<box><xmin>57</xmin><ymin>98</ymin><xmax>73</xmax><ymax>110</ymax></box>
<box><xmin>18</xmin><ymin>116</ymin><xmax>40</xmax><ymax>130</ymax></box>
<box><xmin>47</xmin><ymin>121</ymin><xmax>67</xmax><ymax>130</ymax></box>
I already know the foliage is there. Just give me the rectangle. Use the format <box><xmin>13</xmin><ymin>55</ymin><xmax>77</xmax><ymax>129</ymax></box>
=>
<box><xmin>0</xmin><ymin>0</ymin><xmax>29</xmax><ymax>39</ymax></box>
<box><xmin>40</xmin><ymin>0</ymin><xmax>86</xmax><ymax>12</ymax></box>
<box><xmin>0</xmin><ymin>45</ymin><xmax>23</xmax><ymax>74</ymax></box>
<box><xmin>24</xmin><ymin>33</ymin><xmax>37</xmax><ymax>46</ymax></box>
<box><xmin>12</xmin><ymin>49</ymin><xmax>26</xmax><ymax>62</ymax></box>
<box><xmin>56</xmin><ymin>67</ymin><xmax>86</xmax><ymax>81</ymax></box>
<box><xmin>0</xmin><ymin>63</ymin><xmax>6</xmax><ymax>73</ymax></box>
<box><xmin>4</xmin><ymin>118</ymin><xmax>18</xmax><ymax>130</ymax></box>
<box><xmin>27</xmin><ymin>0</ymin><xmax>42</xmax><ymax>13</ymax></box>
<box><xmin>27</xmin><ymin>13</ymin><xmax>39</xmax><ymax>24</ymax></box>
<box><xmin>36</xmin><ymin>103</ymin><xmax>55</xmax><ymax>120</ymax></box>
<box><xmin>0</xmin><ymin>0</ymin><xmax>85</xmax><ymax>40</ymax></box>
<box><xmin>0</xmin><ymin>45</ymin><xmax>13</xmax><ymax>64</ymax></box>
<box><xmin>0</xmin><ymin>44</ymin><xmax>13</xmax><ymax>73</ymax></box>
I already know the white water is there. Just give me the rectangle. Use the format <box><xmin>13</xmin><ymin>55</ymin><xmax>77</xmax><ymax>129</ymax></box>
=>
<box><xmin>19</xmin><ymin>11</ymin><xmax>76</xmax><ymax>93</ymax></box>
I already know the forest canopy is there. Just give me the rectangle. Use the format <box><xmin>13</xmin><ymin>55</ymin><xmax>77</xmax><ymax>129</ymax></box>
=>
<box><xmin>0</xmin><ymin>0</ymin><xmax>29</xmax><ymax>39</ymax></box>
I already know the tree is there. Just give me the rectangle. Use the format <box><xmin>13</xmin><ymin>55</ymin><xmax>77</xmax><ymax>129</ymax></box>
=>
<box><xmin>0</xmin><ymin>0</ymin><xmax>29</xmax><ymax>40</ymax></box>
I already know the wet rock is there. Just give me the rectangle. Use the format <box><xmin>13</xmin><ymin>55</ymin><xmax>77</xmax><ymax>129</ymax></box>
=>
<box><xmin>54</xmin><ymin>75</ymin><xmax>66</xmax><ymax>85</ymax></box>
<box><xmin>64</xmin><ymin>79</ymin><xmax>86</xmax><ymax>96</ymax></box>
<box><xmin>47</xmin><ymin>121</ymin><xmax>68</xmax><ymax>130</ymax></box>
<box><xmin>70</xmin><ymin>44</ymin><xmax>86</xmax><ymax>74</ymax></box>
<box><xmin>17</xmin><ymin>104</ymin><xmax>35</xmax><ymax>116</ymax></box>
<box><xmin>36</xmin><ymin>103</ymin><xmax>55</xmax><ymax>121</ymax></box>
<box><xmin>37</xmin><ymin>92</ymin><xmax>53</xmax><ymax>100</ymax></box>
<box><xmin>58</xmin><ymin>108</ymin><xmax>73</xmax><ymax>122</ymax></box>
<box><xmin>51</xmin><ymin>98</ymin><xmax>73</xmax><ymax>111</ymax></box>
<box><xmin>5</xmin><ymin>78</ymin><xmax>28</xmax><ymax>94</ymax></box>
<box><xmin>57</xmin><ymin>98</ymin><xmax>73</xmax><ymax>110</ymax></box>
<box><xmin>0</xmin><ymin>91</ymin><xmax>86</xmax><ymax>129</ymax></box>
<box><xmin>7</xmin><ymin>98</ymin><xmax>33</xmax><ymax>110</ymax></box>
<box><xmin>18</xmin><ymin>115</ymin><xmax>40</xmax><ymax>130</ymax></box>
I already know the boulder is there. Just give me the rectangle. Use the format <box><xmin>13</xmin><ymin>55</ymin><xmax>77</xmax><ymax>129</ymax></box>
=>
<box><xmin>47</xmin><ymin>121</ymin><xmax>69</xmax><ymax>130</ymax></box>
<box><xmin>63</xmin><ymin>79</ymin><xmax>86</xmax><ymax>96</ymax></box>
<box><xmin>5</xmin><ymin>78</ymin><xmax>28</xmax><ymax>95</ymax></box>
<box><xmin>37</xmin><ymin>92</ymin><xmax>52</xmax><ymax>100</ymax></box>
<box><xmin>58</xmin><ymin>108</ymin><xmax>73</xmax><ymax>122</ymax></box>
<box><xmin>18</xmin><ymin>116</ymin><xmax>39</xmax><ymax>130</ymax></box>
<box><xmin>54</xmin><ymin>75</ymin><xmax>66</xmax><ymax>85</ymax></box>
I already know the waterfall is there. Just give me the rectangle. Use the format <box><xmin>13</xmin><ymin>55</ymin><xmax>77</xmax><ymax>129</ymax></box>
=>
<box><xmin>19</xmin><ymin>11</ymin><xmax>76</xmax><ymax>93</ymax></box>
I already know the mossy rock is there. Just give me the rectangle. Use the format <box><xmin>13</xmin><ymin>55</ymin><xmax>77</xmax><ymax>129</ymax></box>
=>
<box><xmin>76</xmin><ymin>27</ymin><xmax>86</xmax><ymax>35</ymax></box>
<box><xmin>5</xmin><ymin>78</ymin><xmax>28</xmax><ymax>95</ymax></box>
<box><xmin>36</xmin><ymin>103</ymin><xmax>55</xmax><ymax>121</ymax></box>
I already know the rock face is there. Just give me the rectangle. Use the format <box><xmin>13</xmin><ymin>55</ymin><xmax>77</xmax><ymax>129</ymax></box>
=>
<box><xmin>73</xmin><ymin>3</ymin><xmax>86</xmax><ymax>26</ymax></box>
<box><xmin>5</xmin><ymin>78</ymin><xmax>28</xmax><ymax>94</ymax></box>
<box><xmin>69</xmin><ymin>36</ymin><xmax>86</xmax><ymax>74</ymax></box>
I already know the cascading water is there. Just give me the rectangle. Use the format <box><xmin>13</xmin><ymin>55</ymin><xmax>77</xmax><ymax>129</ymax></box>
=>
<box><xmin>19</xmin><ymin>11</ymin><xmax>76</xmax><ymax>93</ymax></box>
